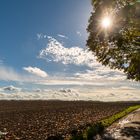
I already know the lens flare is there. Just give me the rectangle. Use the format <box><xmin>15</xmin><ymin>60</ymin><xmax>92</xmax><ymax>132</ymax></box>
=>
<box><xmin>102</xmin><ymin>17</ymin><xmax>112</xmax><ymax>28</ymax></box>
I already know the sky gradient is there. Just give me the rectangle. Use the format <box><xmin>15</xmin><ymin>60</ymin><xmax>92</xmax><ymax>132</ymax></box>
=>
<box><xmin>0</xmin><ymin>0</ymin><xmax>140</xmax><ymax>101</ymax></box>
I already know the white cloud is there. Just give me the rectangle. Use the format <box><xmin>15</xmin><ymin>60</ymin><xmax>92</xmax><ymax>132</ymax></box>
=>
<box><xmin>39</xmin><ymin>36</ymin><xmax>126</xmax><ymax>80</ymax></box>
<box><xmin>112</xmin><ymin>86</ymin><xmax>136</xmax><ymax>90</ymax></box>
<box><xmin>0</xmin><ymin>86</ymin><xmax>140</xmax><ymax>101</ymax></box>
<box><xmin>23</xmin><ymin>66</ymin><xmax>48</xmax><ymax>78</ymax></box>
<box><xmin>39</xmin><ymin>36</ymin><xmax>99</xmax><ymax>67</ymax></box>
<box><xmin>0</xmin><ymin>65</ymin><xmax>42</xmax><ymax>82</ymax></box>
<box><xmin>76</xmin><ymin>31</ymin><xmax>82</xmax><ymax>36</ymax></box>
<box><xmin>37</xmin><ymin>78</ymin><xmax>111</xmax><ymax>86</ymax></box>
<box><xmin>2</xmin><ymin>85</ymin><xmax>21</xmax><ymax>92</ymax></box>
<box><xmin>0</xmin><ymin>89</ymin><xmax>80</xmax><ymax>100</ymax></box>
<box><xmin>57</xmin><ymin>34</ymin><xmax>68</xmax><ymax>39</ymax></box>
<box><xmin>0</xmin><ymin>65</ymin><xmax>23</xmax><ymax>81</ymax></box>
<box><xmin>75</xmin><ymin>69</ymin><xmax>126</xmax><ymax>80</ymax></box>
<box><xmin>37</xmin><ymin>33</ymin><xmax>47</xmax><ymax>40</ymax></box>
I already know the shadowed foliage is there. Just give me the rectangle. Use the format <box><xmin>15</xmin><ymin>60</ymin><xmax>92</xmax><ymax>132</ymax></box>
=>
<box><xmin>87</xmin><ymin>0</ymin><xmax>140</xmax><ymax>81</ymax></box>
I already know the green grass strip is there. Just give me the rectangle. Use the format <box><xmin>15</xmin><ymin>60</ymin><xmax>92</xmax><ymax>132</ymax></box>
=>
<box><xmin>71</xmin><ymin>105</ymin><xmax>140</xmax><ymax>140</ymax></box>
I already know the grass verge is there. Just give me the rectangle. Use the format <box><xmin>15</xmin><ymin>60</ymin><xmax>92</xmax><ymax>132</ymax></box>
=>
<box><xmin>71</xmin><ymin>105</ymin><xmax>140</xmax><ymax>140</ymax></box>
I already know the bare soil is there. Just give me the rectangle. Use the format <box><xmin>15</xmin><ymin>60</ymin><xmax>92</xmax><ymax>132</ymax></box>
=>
<box><xmin>0</xmin><ymin>100</ymin><xmax>139</xmax><ymax>140</ymax></box>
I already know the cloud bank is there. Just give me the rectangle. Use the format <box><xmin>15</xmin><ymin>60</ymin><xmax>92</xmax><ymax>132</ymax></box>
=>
<box><xmin>0</xmin><ymin>36</ymin><xmax>139</xmax><ymax>102</ymax></box>
<box><xmin>0</xmin><ymin>86</ymin><xmax>140</xmax><ymax>101</ymax></box>
<box><xmin>0</xmin><ymin>88</ymin><xmax>80</xmax><ymax>100</ymax></box>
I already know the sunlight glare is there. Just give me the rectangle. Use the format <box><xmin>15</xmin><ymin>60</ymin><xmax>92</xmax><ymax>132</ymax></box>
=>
<box><xmin>102</xmin><ymin>16</ymin><xmax>112</xmax><ymax>29</ymax></box>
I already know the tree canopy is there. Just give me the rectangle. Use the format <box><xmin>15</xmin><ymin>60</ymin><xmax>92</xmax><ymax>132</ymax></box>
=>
<box><xmin>87</xmin><ymin>0</ymin><xmax>140</xmax><ymax>81</ymax></box>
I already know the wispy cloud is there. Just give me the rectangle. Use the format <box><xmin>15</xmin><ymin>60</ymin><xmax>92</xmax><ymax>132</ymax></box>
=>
<box><xmin>0</xmin><ymin>64</ymin><xmax>139</xmax><ymax>101</ymax></box>
<box><xmin>0</xmin><ymin>60</ymin><xmax>3</xmax><ymax>65</ymax></box>
<box><xmin>37</xmin><ymin>33</ymin><xmax>47</xmax><ymax>40</ymax></box>
<box><xmin>57</xmin><ymin>34</ymin><xmax>68</xmax><ymax>39</ymax></box>
<box><xmin>0</xmin><ymin>65</ymin><xmax>44</xmax><ymax>82</ymax></box>
<box><xmin>23</xmin><ymin>66</ymin><xmax>48</xmax><ymax>78</ymax></box>
<box><xmin>0</xmin><ymin>65</ymin><xmax>23</xmax><ymax>81</ymax></box>
<box><xmin>76</xmin><ymin>31</ymin><xmax>82</xmax><ymax>36</ymax></box>
<box><xmin>75</xmin><ymin>69</ymin><xmax>125</xmax><ymax>80</ymax></box>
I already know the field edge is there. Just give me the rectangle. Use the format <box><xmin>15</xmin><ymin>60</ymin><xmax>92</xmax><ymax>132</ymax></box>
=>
<box><xmin>71</xmin><ymin>105</ymin><xmax>140</xmax><ymax>140</ymax></box>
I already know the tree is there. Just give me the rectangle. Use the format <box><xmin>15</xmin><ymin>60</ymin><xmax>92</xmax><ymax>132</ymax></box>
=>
<box><xmin>87</xmin><ymin>0</ymin><xmax>140</xmax><ymax>81</ymax></box>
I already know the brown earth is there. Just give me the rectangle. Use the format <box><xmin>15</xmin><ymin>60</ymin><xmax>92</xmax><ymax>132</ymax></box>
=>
<box><xmin>0</xmin><ymin>100</ymin><xmax>139</xmax><ymax>140</ymax></box>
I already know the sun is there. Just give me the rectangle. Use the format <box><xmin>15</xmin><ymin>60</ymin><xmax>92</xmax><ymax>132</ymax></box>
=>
<box><xmin>101</xmin><ymin>16</ymin><xmax>112</xmax><ymax>28</ymax></box>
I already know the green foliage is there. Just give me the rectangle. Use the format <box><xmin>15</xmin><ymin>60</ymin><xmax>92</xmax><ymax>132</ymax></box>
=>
<box><xmin>87</xmin><ymin>0</ymin><xmax>140</xmax><ymax>81</ymax></box>
<box><xmin>100</xmin><ymin>105</ymin><xmax>140</xmax><ymax>127</ymax></box>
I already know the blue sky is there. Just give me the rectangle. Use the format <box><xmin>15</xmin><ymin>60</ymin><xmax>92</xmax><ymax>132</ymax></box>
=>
<box><xmin>0</xmin><ymin>0</ymin><xmax>90</xmax><ymax>69</ymax></box>
<box><xmin>0</xmin><ymin>0</ymin><xmax>140</xmax><ymax>101</ymax></box>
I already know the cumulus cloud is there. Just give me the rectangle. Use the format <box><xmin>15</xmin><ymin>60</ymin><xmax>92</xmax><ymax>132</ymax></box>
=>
<box><xmin>2</xmin><ymin>85</ymin><xmax>21</xmax><ymax>92</ymax></box>
<box><xmin>23</xmin><ymin>66</ymin><xmax>48</xmax><ymax>78</ymax></box>
<box><xmin>0</xmin><ymin>88</ymin><xmax>80</xmax><ymax>100</ymax></box>
<box><xmin>39</xmin><ymin>36</ymin><xmax>99</xmax><ymax>67</ymax></box>
<box><xmin>39</xmin><ymin>36</ymin><xmax>126</xmax><ymax>80</ymax></box>
<box><xmin>0</xmin><ymin>86</ymin><xmax>140</xmax><ymax>101</ymax></box>
<box><xmin>59</xmin><ymin>88</ymin><xmax>72</xmax><ymax>93</ymax></box>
